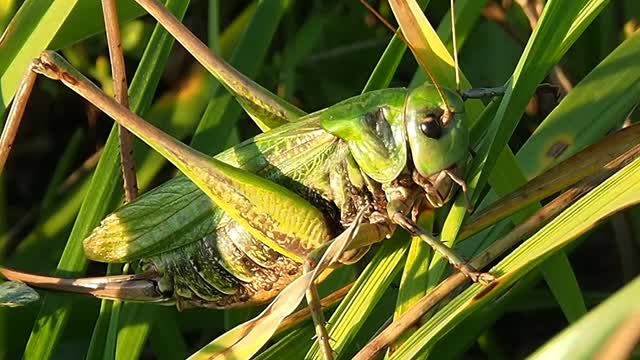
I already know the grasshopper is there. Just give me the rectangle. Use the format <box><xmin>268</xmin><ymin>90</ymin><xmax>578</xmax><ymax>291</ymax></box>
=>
<box><xmin>1</xmin><ymin>0</ymin><xmax>621</xmax><ymax>358</ymax></box>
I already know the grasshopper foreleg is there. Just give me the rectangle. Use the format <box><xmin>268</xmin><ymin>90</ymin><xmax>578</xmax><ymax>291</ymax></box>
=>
<box><xmin>392</xmin><ymin>213</ymin><xmax>495</xmax><ymax>284</ymax></box>
<box><xmin>384</xmin><ymin>181</ymin><xmax>494</xmax><ymax>285</ymax></box>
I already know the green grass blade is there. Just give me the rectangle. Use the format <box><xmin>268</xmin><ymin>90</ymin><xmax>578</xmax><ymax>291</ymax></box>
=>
<box><xmin>149</xmin><ymin>308</ymin><xmax>189</xmax><ymax>360</ymax></box>
<box><xmin>408</xmin><ymin>0</ymin><xmax>489</xmax><ymax>88</ymax></box>
<box><xmin>104</xmin><ymin>269</ymin><xmax>125</xmax><ymax>359</ymax></box>
<box><xmin>22</xmin><ymin>1</ymin><xmax>185</xmax><ymax>357</ymax></box>
<box><xmin>0</xmin><ymin>0</ymin><xmax>76</xmax><ymax>114</ymax></box>
<box><xmin>0</xmin><ymin>0</ymin><xmax>17</xmax><ymax>33</ymax></box>
<box><xmin>528</xmin><ymin>275</ymin><xmax>640</xmax><ymax>360</ymax></box>
<box><xmin>484</xmin><ymin>156</ymin><xmax>586</xmax><ymax>324</ymax></box>
<box><xmin>23</xmin><ymin>133</ymin><xmax>122</xmax><ymax>359</ymax></box>
<box><xmin>363</xmin><ymin>0</ymin><xmax>431</xmax><ymax>93</ymax></box>
<box><xmin>208</xmin><ymin>0</ymin><xmax>220</xmax><ymax>54</ymax></box>
<box><xmin>391</xmin><ymin>153</ymin><xmax>640</xmax><ymax>359</ymax></box>
<box><xmin>540</xmin><ymin>254</ymin><xmax>587</xmax><ymax>323</ymax></box>
<box><xmin>466</xmin><ymin>31</ymin><xmax>640</xmax><ymax>244</ymax></box>
<box><xmin>437</xmin><ymin>31</ymin><xmax>640</xmax><ymax>355</ymax></box>
<box><xmin>305</xmin><ymin>239</ymin><xmax>408</xmax><ymax>359</ymax></box>
<box><xmin>88</xmin><ymin>1</ymin><xmax>192</xmax><ymax>359</ymax></box>
<box><xmin>0</xmin><ymin>1</ymin><xmax>146</xmax><ymax>115</ymax></box>
<box><xmin>517</xmin><ymin>38</ymin><xmax>640</xmax><ymax>178</ymax></box>
<box><xmin>388</xmin><ymin>0</ymin><xmax>484</xmax><ymax>120</ymax></box>
<box><xmin>278</xmin><ymin>13</ymin><xmax>325</xmax><ymax>103</ymax></box>
<box><xmin>85</xmin><ymin>265</ymin><xmax>123</xmax><ymax>360</ymax></box>
<box><xmin>428</xmin><ymin>0</ymin><xmax>608</xmax><ymax>290</ymax></box>
<box><xmin>393</xmin><ymin>213</ymin><xmax>433</xmax><ymax>328</ymax></box>
<box><xmin>38</xmin><ymin>130</ymin><xmax>84</xmax><ymax>212</ymax></box>
<box><xmin>256</xmin><ymin>325</ymin><xmax>316</xmax><ymax>359</ymax></box>
<box><xmin>460</xmin><ymin>28</ymin><xmax>640</xmax><ymax>327</ymax></box>
<box><xmin>49</xmin><ymin>1</ymin><xmax>145</xmax><ymax>50</ymax></box>
<box><xmin>424</xmin><ymin>1</ymin><xmax>603</xmax><ymax>332</ymax></box>
<box><xmin>471</xmin><ymin>0</ymin><xmax>602</xmax><ymax>200</ymax></box>
<box><xmin>362</xmin><ymin>33</ymin><xmax>409</xmax><ymax>93</ymax></box>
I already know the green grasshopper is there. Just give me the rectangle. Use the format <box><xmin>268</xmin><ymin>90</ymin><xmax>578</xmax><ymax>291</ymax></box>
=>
<box><xmin>0</xmin><ymin>0</ymin><xmax>508</xmax><ymax>358</ymax></box>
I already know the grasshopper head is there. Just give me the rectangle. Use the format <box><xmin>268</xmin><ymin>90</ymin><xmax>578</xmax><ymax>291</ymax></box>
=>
<box><xmin>405</xmin><ymin>83</ymin><xmax>469</xmax><ymax>179</ymax></box>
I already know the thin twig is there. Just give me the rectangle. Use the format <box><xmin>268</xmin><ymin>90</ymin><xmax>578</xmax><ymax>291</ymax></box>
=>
<box><xmin>100</xmin><ymin>4</ymin><xmax>137</xmax><ymax>359</ymax></box>
<box><xmin>102</xmin><ymin>0</ymin><xmax>138</xmax><ymax>202</ymax></box>
<box><xmin>0</xmin><ymin>65</ymin><xmax>38</xmax><ymax>174</ymax></box>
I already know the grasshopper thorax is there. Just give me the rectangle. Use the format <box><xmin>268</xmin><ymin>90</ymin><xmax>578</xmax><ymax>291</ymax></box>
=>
<box><xmin>320</xmin><ymin>84</ymin><xmax>471</xmax><ymax>208</ymax></box>
<box><xmin>404</xmin><ymin>84</ymin><xmax>470</xmax><ymax>207</ymax></box>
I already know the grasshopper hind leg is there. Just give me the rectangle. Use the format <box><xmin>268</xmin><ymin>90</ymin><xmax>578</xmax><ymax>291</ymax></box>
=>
<box><xmin>0</xmin><ymin>266</ymin><xmax>173</xmax><ymax>303</ymax></box>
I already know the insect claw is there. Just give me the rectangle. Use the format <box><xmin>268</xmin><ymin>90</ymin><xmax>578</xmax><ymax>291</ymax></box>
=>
<box><xmin>465</xmin><ymin>200</ymin><xmax>475</xmax><ymax>214</ymax></box>
<box><xmin>310</xmin><ymin>332</ymin><xmax>335</xmax><ymax>341</ymax></box>
<box><xmin>477</xmin><ymin>273</ymin><xmax>497</xmax><ymax>285</ymax></box>
<box><xmin>455</xmin><ymin>263</ymin><xmax>495</xmax><ymax>285</ymax></box>
<box><xmin>410</xmin><ymin>198</ymin><xmax>426</xmax><ymax>222</ymax></box>
<box><xmin>443</xmin><ymin>169</ymin><xmax>474</xmax><ymax>212</ymax></box>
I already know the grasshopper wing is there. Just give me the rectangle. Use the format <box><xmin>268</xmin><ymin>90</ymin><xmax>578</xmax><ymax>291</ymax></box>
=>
<box><xmin>84</xmin><ymin>175</ymin><xmax>219</xmax><ymax>263</ymax></box>
<box><xmin>83</xmin><ymin>115</ymin><xmax>340</xmax><ymax>263</ymax></box>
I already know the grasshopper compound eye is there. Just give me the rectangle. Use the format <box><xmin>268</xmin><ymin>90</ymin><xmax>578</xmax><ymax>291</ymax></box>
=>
<box><xmin>405</xmin><ymin>84</ymin><xmax>469</xmax><ymax>178</ymax></box>
<box><xmin>419</xmin><ymin>114</ymin><xmax>443</xmax><ymax>139</ymax></box>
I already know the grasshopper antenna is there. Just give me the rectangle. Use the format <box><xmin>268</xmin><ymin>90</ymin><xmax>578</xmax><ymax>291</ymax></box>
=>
<box><xmin>359</xmin><ymin>0</ymin><xmax>451</xmax><ymax>116</ymax></box>
<box><xmin>360</xmin><ymin>0</ymin><xmax>402</xmax><ymax>40</ymax></box>
<box><xmin>450</xmin><ymin>0</ymin><xmax>460</xmax><ymax>92</ymax></box>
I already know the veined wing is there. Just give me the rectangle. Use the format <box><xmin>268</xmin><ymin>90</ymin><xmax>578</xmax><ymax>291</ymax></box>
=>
<box><xmin>83</xmin><ymin>114</ymin><xmax>340</xmax><ymax>263</ymax></box>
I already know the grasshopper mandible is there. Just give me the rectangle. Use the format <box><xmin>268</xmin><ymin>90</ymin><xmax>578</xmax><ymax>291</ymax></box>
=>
<box><xmin>0</xmin><ymin>0</ymin><xmax>505</xmax><ymax>358</ymax></box>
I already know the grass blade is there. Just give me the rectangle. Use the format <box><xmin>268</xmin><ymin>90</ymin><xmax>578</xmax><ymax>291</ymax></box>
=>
<box><xmin>428</xmin><ymin>0</ymin><xmax>608</xmax><ymax>291</ymax></box>
<box><xmin>529</xmin><ymin>275</ymin><xmax>640</xmax><ymax>360</ymax></box>
<box><xmin>22</xmin><ymin>1</ymin><xmax>184</xmax><ymax>357</ymax></box>
<box><xmin>391</xmin><ymin>152</ymin><xmax>640</xmax><ymax>359</ymax></box>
